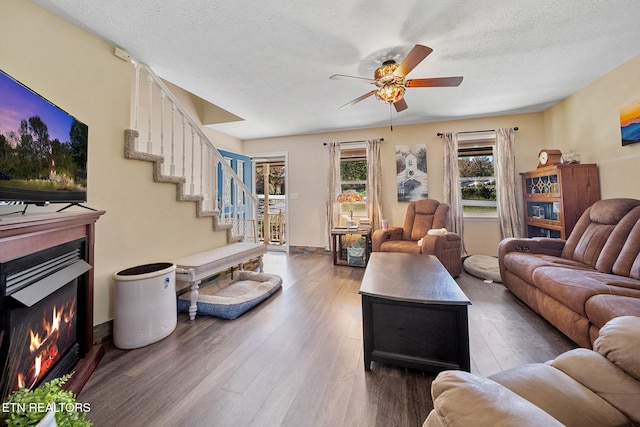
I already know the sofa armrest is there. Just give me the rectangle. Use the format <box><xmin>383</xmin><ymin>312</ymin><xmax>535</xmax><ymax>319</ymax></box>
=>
<box><xmin>371</xmin><ymin>227</ymin><xmax>403</xmax><ymax>251</ymax></box>
<box><xmin>498</xmin><ymin>237</ymin><xmax>566</xmax><ymax>258</ymax></box>
<box><xmin>423</xmin><ymin>370</ymin><xmax>563</xmax><ymax>427</ymax></box>
<box><xmin>499</xmin><ymin>237</ymin><xmax>566</xmax><ymax>279</ymax></box>
<box><xmin>420</xmin><ymin>233</ymin><xmax>461</xmax><ymax>254</ymax></box>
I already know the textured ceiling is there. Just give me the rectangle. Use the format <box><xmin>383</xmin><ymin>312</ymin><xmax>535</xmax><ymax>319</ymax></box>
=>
<box><xmin>31</xmin><ymin>0</ymin><xmax>640</xmax><ymax>140</ymax></box>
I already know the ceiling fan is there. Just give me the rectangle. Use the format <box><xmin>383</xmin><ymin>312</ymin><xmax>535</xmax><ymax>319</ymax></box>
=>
<box><xmin>330</xmin><ymin>44</ymin><xmax>463</xmax><ymax>112</ymax></box>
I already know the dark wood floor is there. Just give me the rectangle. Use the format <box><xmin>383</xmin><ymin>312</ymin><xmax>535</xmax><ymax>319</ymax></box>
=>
<box><xmin>78</xmin><ymin>252</ymin><xmax>576</xmax><ymax>427</ymax></box>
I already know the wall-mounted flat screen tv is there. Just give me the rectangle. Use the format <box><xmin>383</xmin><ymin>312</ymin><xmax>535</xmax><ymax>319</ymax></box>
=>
<box><xmin>0</xmin><ymin>69</ymin><xmax>87</xmax><ymax>205</ymax></box>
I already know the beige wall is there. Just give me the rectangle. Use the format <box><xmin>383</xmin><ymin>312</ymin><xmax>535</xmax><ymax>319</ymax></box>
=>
<box><xmin>162</xmin><ymin>79</ymin><xmax>243</xmax><ymax>153</ymax></box>
<box><xmin>544</xmin><ymin>55</ymin><xmax>640</xmax><ymax>199</ymax></box>
<box><xmin>1</xmin><ymin>0</ymin><xmax>238</xmax><ymax>325</ymax></box>
<box><xmin>244</xmin><ymin>112</ymin><xmax>546</xmax><ymax>256</ymax></box>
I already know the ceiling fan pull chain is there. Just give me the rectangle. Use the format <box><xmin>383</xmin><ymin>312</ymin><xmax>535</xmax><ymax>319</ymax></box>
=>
<box><xmin>389</xmin><ymin>102</ymin><xmax>393</xmax><ymax>132</ymax></box>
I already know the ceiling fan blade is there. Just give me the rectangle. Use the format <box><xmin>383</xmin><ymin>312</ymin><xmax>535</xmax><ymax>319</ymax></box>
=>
<box><xmin>339</xmin><ymin>90</ymin><xmax>376</xmax><ymax>109</ymax></box>
<box><xmin>394</xmin><ymin>44</ymin><xmax>433</xmax><ymax>77</ymax></box>
<box><xmin>405</xmin><ymin>76</ymin><xmax>464</xmax><ymax>88</ymax></box>
<box><xmin>394</xmin><ymin>98</ymin><xmax>408</xmax><ymax>112</ymax></box>
<box><xmin>330</xmin><ymin>74</ymin><xmax>375</xmax><ymax>84</ymax></box>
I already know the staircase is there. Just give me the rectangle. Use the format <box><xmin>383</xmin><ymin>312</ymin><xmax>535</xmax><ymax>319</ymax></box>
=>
<box><xmin>125</xmin><ymin>62</ymin><xmax>257</xmax><ymax>243</ymax></box>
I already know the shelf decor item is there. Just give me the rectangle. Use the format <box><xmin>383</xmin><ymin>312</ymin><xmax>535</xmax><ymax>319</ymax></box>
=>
<box><xmin>537</xmin><ymin>149</ymin><xmax>562</xmax><ymax>168</ymax></box>
<box><xmin>561</xmin><ymin>151</ymin><xmax>581</xmax><ymax>164</ymax></box>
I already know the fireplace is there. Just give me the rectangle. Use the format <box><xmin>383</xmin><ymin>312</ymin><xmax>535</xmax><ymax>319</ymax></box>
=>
<box><xmin>0</xmin><ymin>210</ymin><xmax>105</xmax><ymax>401</ymax></box>
<box><xmin>1</xmin><ymin>238</ymin><xmax>91</xmax><ymax>399</ymax></box>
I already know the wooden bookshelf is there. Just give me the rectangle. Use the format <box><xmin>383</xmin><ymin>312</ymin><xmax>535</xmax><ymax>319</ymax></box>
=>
<box><xmin>521</xmin><ymin>164</ymin><xmax>600</xmax><ymax>239</ymax></box>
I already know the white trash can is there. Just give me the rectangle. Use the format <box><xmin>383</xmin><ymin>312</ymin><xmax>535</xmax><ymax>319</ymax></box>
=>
<box><xmin>113</xmin><ymin>262</ymin><xmax>177</xmax><ymax>349</ymax></box>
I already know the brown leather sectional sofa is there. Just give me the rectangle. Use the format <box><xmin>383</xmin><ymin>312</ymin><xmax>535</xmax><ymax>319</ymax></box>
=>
<box><xmin>499</xmin><ymin>198</ymin><xmax>640</xmax><ymax>348</ymax></box>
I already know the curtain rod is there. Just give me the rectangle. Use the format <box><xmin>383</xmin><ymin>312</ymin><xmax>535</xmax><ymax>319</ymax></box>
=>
<box><xmin>323</xmin><ymin>138</ymin><xmax>384</xmax><ymax>145</ymax></box>
<box><xmin>436</xmin><ymin>127</ymin><xmax>518</xmax><ymax>137</ymax></box>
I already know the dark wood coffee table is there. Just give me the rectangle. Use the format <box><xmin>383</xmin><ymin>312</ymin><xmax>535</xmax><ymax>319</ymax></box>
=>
<box><xmin>359</xmin><ymin>252</ymin><xmax>471</xmax><ymax>373</ymax></box>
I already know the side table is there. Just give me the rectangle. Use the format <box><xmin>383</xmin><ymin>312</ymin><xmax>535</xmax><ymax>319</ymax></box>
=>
<box><xmin>331</xmin><ymin>227</ymin><xmax>372</xmax><ymax>267</ymax></box>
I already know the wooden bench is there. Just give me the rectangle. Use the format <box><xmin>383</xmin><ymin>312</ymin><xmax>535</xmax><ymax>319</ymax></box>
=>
<box><xmin>174</xmin><ymin>242</ymin><xmax>267</xmax><ymax>320</ymax></box>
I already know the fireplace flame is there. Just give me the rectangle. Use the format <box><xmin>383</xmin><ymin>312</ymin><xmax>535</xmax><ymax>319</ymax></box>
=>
<box><xmin>29</xmin><ymin>330</ymin><xmax>43</xmax><ymax>353</ymax></box>
<box><xmin>14</xmin><ymin>296</ymin><xmax>76</xmax><ymax>391</ymax></box>
<box><xmin>52</xmin><ymin>305</ymin><xmax>61</xmax><ymax>333</ymax></box>
<box><xmin>16</xmin><ymin>356</ymin><xmax>41</xmax><ymax>390</ymax></box>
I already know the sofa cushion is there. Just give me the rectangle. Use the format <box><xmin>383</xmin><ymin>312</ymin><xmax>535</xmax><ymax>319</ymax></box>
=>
<box><xmin>426</xmin><ymin>370</ymin><xmax>563</xmax><ymax>427</ymax></box>
<box><xmin>490</xmin><ymin>363</ymin><xmax>631</xmax><ymax>426</ymax></box>
<box><xmin>612</xmin><ymin>215</ymin><xmax>640</xmax><ymax>278</ymax></box>
<box><xmin>589</xmin><ymin>199</ymin><xmax>640</xmax><ymax>225</ymax></box>
<box><xmin>533</xmin><ymin>267</ymin><xmax>640</xmax><ymax>317</ymax></box>
<box><xmin>532</xmin><ymin>267</ymin><xmax>611</xmax><ymax>316</ymax></box>
<box><xmin>585</xmin><ymin>295</ymin><xmax>640</xmax><ymax>329</ymax></box>
<box><xmin>552</xmin><ymin>347</ymin><xmax>640</xmax><ymax>425</ymax></box>
<box><xmin>562</xmin><ymin>200</ymin><xmax>640</xmax><ymax>271</ymax></box>
<box><xmin>578</xmin><ymin>271</ymin><xmax>640</xmax><ymax>298</ymax></box>
<box><xmin>594</xmin><ymin>316</ymin><xmax>640</xmax><ymax>381</ymax></box>
<box><xmin>564</xmin><ymin>221</ymin><xmax>616</xmax><ymax>269</ymax></box>
<box><xmin>599</xmin><ymin>206</ymin><xmax>640</xmax><ymax>274</ymax></box>
<box><xmin>502</xmin><ymin>252</ymin><xmax>590</xmax><ymax>285</ymax></box>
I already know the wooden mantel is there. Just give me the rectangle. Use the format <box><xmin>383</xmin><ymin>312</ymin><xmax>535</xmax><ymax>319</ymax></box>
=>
<box><xmin>0</xmin><ymin>209</ymin><xmax>106</xmax><ymax>394</ymax></box>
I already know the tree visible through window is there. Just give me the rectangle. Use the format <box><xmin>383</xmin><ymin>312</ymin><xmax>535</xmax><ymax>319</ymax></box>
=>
<box><xmin>340</xmin><ymin>147</ymin><xmax>367</xmax><ymax>222</ymax></box>
<box><xmin>458</xmin><ymin>144</ymin><xmax>497</xmax><ymax>214</ymax></box>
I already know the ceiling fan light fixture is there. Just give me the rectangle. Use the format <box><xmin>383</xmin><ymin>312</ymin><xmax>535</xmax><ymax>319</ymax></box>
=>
<box><xmin>374</xmin><ymin>60</ymin><xmax>399</xmax><ymax>79</ymax></box>
<box><xmin>374</xmin><ymin>60</ymin><xmax>406</xmax><ymax>103</ymax></box>
<box><xmin>375</xmin><ymin>84</ymin><xmax>405</xmax><ymax>104</ymax></box>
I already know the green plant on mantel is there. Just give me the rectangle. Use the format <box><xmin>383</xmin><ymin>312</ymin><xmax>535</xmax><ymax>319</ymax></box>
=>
<box><xmin>1</xmin><ymin>374</ymin><xmax>92</xmax><ymax>427</ymax></box>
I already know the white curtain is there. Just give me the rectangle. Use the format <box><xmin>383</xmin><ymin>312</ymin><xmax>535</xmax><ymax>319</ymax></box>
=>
<box><xmin>324</xmin><ymin>142</ymin><xmax>342</xmax><ymax>250</ymax></box>
<box><xmin>366</xmin><ymin>139</ymin><xmax>383</xmax><ymax>231</ymax></box>
<box><xmin>442</xmin><ymin>132</ymin><xmax>467</xmax><ymax>256</ymax></box>
<box><xmin>495</xmin><ymin>128</ymin><xmax>524</xmax><ymax>238</ymax></box>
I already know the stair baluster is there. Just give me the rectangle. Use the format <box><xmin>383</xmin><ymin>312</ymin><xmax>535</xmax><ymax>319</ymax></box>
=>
<box><xmin>125</xmin><ymin>62</ymin><xmax>258</xmax><ymax>243</ymax></box>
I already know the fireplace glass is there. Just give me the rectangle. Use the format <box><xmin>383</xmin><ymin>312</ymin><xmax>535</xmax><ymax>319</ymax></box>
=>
<box><xmin>1</xmin><ymin>238</ymin><xmax>88</xmax><ymax>400</ymax></box>
<box><xmin>8</xmin><ymin>280</ymin><xmax>78</xmax><ymax>392</ymax></box>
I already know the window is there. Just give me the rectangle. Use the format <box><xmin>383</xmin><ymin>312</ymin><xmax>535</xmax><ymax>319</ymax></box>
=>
<box><xmin>458</xmin><ymin>138</ymin><xmax>497</xmax><ymax>216</ymax></box>
<box><xmin>339</xmin><ymin>146</ymin><xmax>367</xmax><ymax>223</ymax></box>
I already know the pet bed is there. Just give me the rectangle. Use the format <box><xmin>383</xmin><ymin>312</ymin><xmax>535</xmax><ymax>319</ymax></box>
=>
<box><xmin>177</xmin><ymin>271</ymin><xmax>282</xmax><ymax>319</ymax></box>
<box><xmin>463</xmin><ymin>255</ymin><xmax>502</xmax><ymax>283</ymax></box>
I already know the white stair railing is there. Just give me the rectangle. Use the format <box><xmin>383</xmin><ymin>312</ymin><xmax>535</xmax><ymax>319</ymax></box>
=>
<box><xmin>127</xmin><ymin>62</ymin><xmax>258</xmax><ymax>243</ymax></box>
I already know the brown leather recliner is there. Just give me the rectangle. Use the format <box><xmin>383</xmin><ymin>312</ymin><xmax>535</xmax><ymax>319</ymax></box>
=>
<box><xmin>372</xmin><ymin>199</ymin><xmax>463</xmax><ymax>277</ymax></box>
<box><xmin>423</xmin><ymin>316</ymin><xmax>640</xmax><ymax>427</ymax></box>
